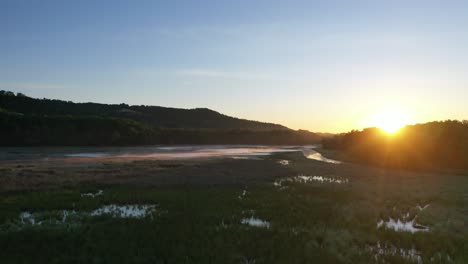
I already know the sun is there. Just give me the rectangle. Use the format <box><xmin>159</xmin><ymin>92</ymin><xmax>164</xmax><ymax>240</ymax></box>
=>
<box><xmin>371</xmin><ymin>108</ymin><xmax>412</xmax><ymax>134</ymax></box>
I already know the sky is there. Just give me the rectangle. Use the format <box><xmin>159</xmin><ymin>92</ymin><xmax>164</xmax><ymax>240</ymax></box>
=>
<box><xmin>1</xmin><ymin>0</ymin><xmax>467</xmax><ymax>132</ymax></box>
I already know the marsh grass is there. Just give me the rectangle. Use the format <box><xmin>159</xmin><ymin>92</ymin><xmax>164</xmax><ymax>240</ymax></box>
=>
<box><xmin>0</xmin><ymin>152</ymin><xmax>467</xmax><ymax>263</ymax></box>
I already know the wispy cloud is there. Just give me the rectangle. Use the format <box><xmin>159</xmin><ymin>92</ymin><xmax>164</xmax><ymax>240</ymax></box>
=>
<box><xmin>0</xmin><ymin>82</ymin><xmax>65</xmax><ymax>91</ymax></box>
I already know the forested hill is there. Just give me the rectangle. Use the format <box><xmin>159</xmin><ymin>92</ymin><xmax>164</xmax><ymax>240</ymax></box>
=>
<box><xmin>322</xmin><ymin>120</ymin><xmax>468</xmax><ymax>171</ymax></box>
<box><xmin>0</xmin><ymin>91</ymin><xmax>321</xmax><ymax>146</ymax></box>
<box><xmin>0</xmin><ymin>91</ymin><xmax>287</xmax><ymax>131</ymax></box>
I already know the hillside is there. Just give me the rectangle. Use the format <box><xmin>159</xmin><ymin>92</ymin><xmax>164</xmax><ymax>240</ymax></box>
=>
<box><xmin>0</xmin><ymin>91</ymin><xmax>287</xmax><ymax>131</ymax></box>
<box><xmin>0</xmin><ymin>91</ymin><xmax>320</xmax><ymax>146</ymax></box>
<box><xmin>322</xmin><ymin>120</ymin><xmax>468</xmax><ymax>171</ymax></box>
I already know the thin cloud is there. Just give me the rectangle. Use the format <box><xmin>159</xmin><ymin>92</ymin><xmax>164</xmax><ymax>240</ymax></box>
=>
<box><xmin>0</xmin><ymin>82</ymin><xmax>65</xmax><ymax>91</ymax></box>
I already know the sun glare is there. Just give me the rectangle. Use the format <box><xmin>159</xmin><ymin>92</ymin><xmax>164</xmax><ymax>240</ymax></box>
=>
<box><xmin>371</xmin><ymin>108</ymin><xmax>412</xmax><ymax>134</ymax></box>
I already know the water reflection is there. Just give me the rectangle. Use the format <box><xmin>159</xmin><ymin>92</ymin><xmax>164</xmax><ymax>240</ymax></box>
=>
<box><xmin>302</xmin><ymin>148</ymin><xmax>341</xmax><ymax>164</ymax></box>
<box><xmin>241</xmin><ymin>217</ymin><xmax>270</xmax><ymax>228</ymax></box>
<box><xmin>0</xmin><ymin>145</ymin><xmax>343</xmax><ymax>163</ymax></box>
<box><xmin>0</xmin><ymin>145</ymin><xmax>299</xmax><ymax>161</ymax></box>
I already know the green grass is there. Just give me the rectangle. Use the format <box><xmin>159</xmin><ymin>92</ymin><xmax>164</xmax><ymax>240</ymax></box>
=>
<box><xmin>0</xmin><ymin>185</ymin><xmax>466</xmax><ymax>263</ymax></box>
<box><xmin>1</xmin><ymin>154</ymin><xmax>467</xmax><ymax>263</ymax></box>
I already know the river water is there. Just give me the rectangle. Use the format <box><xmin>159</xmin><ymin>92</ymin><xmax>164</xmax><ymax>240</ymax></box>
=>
<box><xmin>0</xmin><ymin>145</ymin><xmax>341</xmax><ymax>163</ymax></box>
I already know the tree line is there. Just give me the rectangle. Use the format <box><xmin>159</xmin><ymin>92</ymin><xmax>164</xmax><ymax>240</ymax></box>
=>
<box><xmin>322</xmin><ymin>120</ymin><xmax>468</xmax><ymax>171</ymax></box>
<box><xmin>0</xmin><ymin>91</ymin><xmax>321</xmax><ymax>146</ymax></box>
<box><xmin>0</xmin><ymin>90</ymin><xmax>288</xmax><ymax>131</ymax></box>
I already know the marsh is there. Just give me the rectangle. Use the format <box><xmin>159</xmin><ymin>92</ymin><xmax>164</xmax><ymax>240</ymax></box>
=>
<box><xmin>1</xmin><ymin>147</ymin><xmax>466</xmax><ymax>263</ymax></box>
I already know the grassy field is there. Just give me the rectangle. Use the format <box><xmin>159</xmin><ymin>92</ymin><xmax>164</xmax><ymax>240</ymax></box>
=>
<box><xmin>0</xmin><ymin>151</ymin><xmax>467</xmax><ymax>263</ymax></box>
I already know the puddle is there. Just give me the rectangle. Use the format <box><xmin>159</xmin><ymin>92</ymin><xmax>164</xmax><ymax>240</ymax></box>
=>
<box><xmin>416</xmin><ymin>204</ymin><xmax>430</xmax><ymax>211</ymax></box>
<box><xmin>377</xmin><ymin>205</ymin><xmax>430</xmax><ymax>233</ymax></box>
<box><xmin>274</xmin><ymin>175</ymin><xmax>348</xmax><ymax>187</ymax></box>
<box><xmin>19</xmin><ymin>212</ymin><xmax>38</xmax><ymax>225</ymax></box>
<box><xmin>81</xmin><ymin>190</ymin><xmax>103</xmax><ymax>198</ymax></box>
<box><xmin>377</xmin><ymin>218</ymin><xmax>429</xmax><ymax>233</ymax></box>
<box><xmin>17</xmin><ymin>210</ymin><xmax>78</xmax><ymax>227</ymax></box>
<box><xmin>241</xmin><ymin>217</ymin><xmax>270</xmax><ymax>228</ymax></box>
<box><xmin>302</xmin><ymin>148</ymin><xmax>341</xmax><ymax>164</ymax></box>
<box><xmin>238</xmin><ymin>189</ymin><xmax>247</xmax><ymax>200</ymax></box>
<box><xmin>61</xmin><ymin>210</ymin><xmax>76</xmax><ymax>222</ymax></box>
<box><xmin>91</xmin><ymin>204</ymin><xmax>156</xmax><ymax>218</ymax></box>
<box><xmin>297</xmin><ymin>175</ymin><xmax>348</xmax><ymax>184</ymax></box>
<box><xmin>368</xmin><ymin>241</ymin><xmax>422</xmax><ymax>264</ymax></box>
<box><xmin>277</xmin><ymin>160</ymin><xmax>290</xmax><ymax>166</ymax></box>
<box><xmin>273</xmin><ymin>178</ymin><xmax>290</xmax><ymax>187</ymax></box>
<box><xmin>3</xmin><ymin>204</ymin><xmax>158</xmax><ymax>231</ymax></box>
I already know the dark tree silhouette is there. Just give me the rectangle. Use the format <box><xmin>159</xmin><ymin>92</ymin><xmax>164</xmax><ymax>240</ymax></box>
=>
<box><xmin>323</xmin><ymin>121</ymin><xmax>468</xmax><ymax>171</ymax></box>
<box><xmin>0</xmin><ymin>91</ymin><xmax>321</xmax><ymax>146</ymax></box>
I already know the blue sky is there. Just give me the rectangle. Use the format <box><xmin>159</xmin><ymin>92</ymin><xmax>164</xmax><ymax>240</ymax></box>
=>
<box><xmin>2</xmin><ymin>0</ymin><xmax>467</xmax><ymax>132</ymax></box>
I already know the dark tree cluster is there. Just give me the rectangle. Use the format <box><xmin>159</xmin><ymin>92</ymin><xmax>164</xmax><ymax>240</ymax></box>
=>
<box><xmin>322</xmin><ymin>121</ymin><xmax>468</xmax><ymax>171</ymax></box>
<box><xmin>0</xmin><ymin>91</ymin><xmax>288</xmax><ymax>131</ymax></box>
<box><xmin>0</xmin><ymin>91</ymin><xmax>321</xmax><ymax>146</ymax></box>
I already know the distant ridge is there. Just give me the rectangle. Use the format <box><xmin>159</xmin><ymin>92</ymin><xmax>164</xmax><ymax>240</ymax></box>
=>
<box><xmin>0</xmin><ymin>91</ymin><xmax>320</xmax><ymax>146</ymax></box>
<box><xmin>0</xmin><ymin>91</ymin><xmax>288</xmax><ymax>131</ymax></box>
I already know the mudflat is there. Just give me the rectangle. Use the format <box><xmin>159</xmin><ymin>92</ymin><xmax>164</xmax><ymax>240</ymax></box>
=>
<box><xmin>0</xmin><ymin>150</ymin><xmax>462</xmax><ymax>192</ymax></box>
<box><xmin>0</xmin><ymin>156</ymin><xmax>294</xmax><ymax>191</ymax></box>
